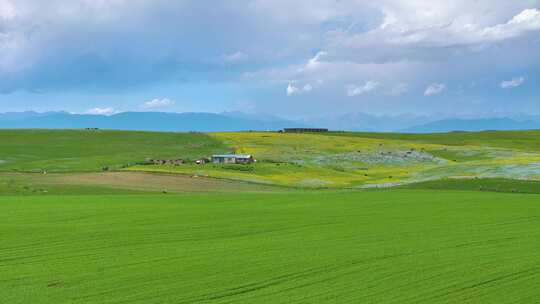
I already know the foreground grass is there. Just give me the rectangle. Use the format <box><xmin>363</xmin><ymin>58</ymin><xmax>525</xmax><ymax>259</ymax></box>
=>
<box><xmin>1</xmin><ymin>190</ymin><xmax>540</xmax><ymax>303</ymax></box>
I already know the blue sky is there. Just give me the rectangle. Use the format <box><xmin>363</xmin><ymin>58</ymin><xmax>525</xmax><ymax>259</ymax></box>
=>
<box><xmin>0</xmin><ymin>0</ymin><xmax>539</xmax><ymax>119</ymax></box>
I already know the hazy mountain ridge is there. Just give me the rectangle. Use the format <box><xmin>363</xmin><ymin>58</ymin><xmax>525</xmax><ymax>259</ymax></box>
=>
<box><xmin>0</xmin><ymin>111</ymin><xmax>304</xmax><ymax>132</ymax></box>
<box><xmin>1</xmin><ymin>111</ymin><xmax>539</xmax><ymax>132</ymax></box>
<box><xmin>301</xmin><ymin>113</ymin><xmax>437</xmax><ymax>132</ymax></box>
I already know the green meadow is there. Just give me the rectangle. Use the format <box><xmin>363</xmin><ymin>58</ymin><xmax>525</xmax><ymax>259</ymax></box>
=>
<box><xmin>129</xmin><ymin>131</ymin><xmax>540</xmax><ymax>188</ymax></box>
<box><xmin>2</xmin><ymin>191</ymin><xmax>540</xmax><ymax>303</ymax></box>
<box><xmin>0</xmin><ymin>129</ymin><xmax>225</xmax><ymax>172</ymax></box>
<box><xmin>325</xmin><ymin>130</ymin><xmax>540</xmax><ymax>151</ymax></box>
<box><xmin>2</xmin><ymin>129</ymin><xmax>540</xmax><ymax>303</ymax></box>
<box><xmin>3</xmin><ymin>129</ymin><xmax>540</xmax><ymax>188</ymax></box>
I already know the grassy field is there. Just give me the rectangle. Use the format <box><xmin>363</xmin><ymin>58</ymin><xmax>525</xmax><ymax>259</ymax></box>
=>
<box><xmin>129</xmin><ymin>131</ymin><xmax>540</xmax><ymax>188</ymax></box>
<box><xmin>323</xmin><ymin>130</ymin><xmax>540</xmax><ymax>152</ymax></box>
<box><xmin>402</xmin><ymin>178</ymin><xmax>540</xmax><ymax>194</ymax></box>
<box><xmin>2</xmin><ymin>129</ymin><xmax>540</xmax><ymax>303</ymax></box>
<box><xmin>2</xmin><ymin>129</ymin><xmax>540</xmax><ymax>189</ymax></box>
<box><xmin>2</xmin><ymin>190</ymin><xmax>540</xmax><ymax>303</ymax></box>
<box><xmin>0</xmin><ymin>129</ymin><xmax>225</xmax><ymax>172</ymax></box>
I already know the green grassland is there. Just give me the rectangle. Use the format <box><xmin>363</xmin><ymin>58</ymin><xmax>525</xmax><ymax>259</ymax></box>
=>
<box><xmin>324</xmin><ymin>130</ymin><xmax>540</xmax><ymax>152</ymax></box>
<box><xmin>0</xmin><ymin>129</ymin><xmax>225</xmax><ymax>172</ymax></box>
<box><xmin>402</xmin><ymin>178</ymin><xmax>540</xmax><ymax>194</ymax></box>
<box><xmin>2</xmin><ymin>129</ymin><xmax>540</xmax><ymax>189</ymax></box>
<box><xmin>2</xmin><ymin>190</ymin><xmax>540</xmax><ymax>303</ymax></box>
<box><xmin>128</xmin><ymin>131</ymin><xmax>540</xmax><ymax>188</ymax></box>
<box><xmin>2</xmin><ymin>129</ymin><xmax>540</xmax><ymax>303</ymax></box>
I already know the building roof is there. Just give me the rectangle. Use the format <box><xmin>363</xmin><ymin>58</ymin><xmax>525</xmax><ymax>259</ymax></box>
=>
<box><xmin>212</xmin><ymin>154</ymin><xmax>252</xmax><ymax>158</ymax></box>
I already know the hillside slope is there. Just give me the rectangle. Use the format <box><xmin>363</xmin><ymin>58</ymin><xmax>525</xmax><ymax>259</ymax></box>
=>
<box><xmin>0</xmin><ymin>129</ymin><xmax>226</xmax><ymax>172</ymax></box>
<box><xmin>3</xmin><ymin>129</ymin><xmax>540</xmax><ymax>187</ymax></box>
<box><xmin>130</xmin><ymin>131</ymin><xmax>540</xmax><ymax>188</ymax></box>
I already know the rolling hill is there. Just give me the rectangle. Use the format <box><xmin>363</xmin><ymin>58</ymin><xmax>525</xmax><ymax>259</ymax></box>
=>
<box><xmin>3</xmin><ymin>128</ymin><xmax>540</xmax><ymax>188</ymax></box>
<box><xmin>0</xmin><ymin>129</ymin><xmax>226</xmax><ymax>172</ymax></box>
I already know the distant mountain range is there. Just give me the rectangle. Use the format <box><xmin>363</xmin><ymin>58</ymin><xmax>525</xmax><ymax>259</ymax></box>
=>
<box><xmin>0</xmin><ymin>111</ymin><xmax>303</xmax><ymax>132</ymax></box>
<box><xmin>0</xmin><ymin>111</ymin><xmax>539</xmax><ymax>133</ymax></box>
<box><xmin>304</xmin><ymin>113</ymin><xmax>540</xmax><ymax>133</ymax></box>
<box><xmin>301</xmin><ymin>113</ymin><xmax>433</xmax><ymax>132</ymax></box>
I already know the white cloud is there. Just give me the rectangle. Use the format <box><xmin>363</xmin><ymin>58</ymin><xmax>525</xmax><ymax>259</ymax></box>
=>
<box><xmin>424</xmin><ymin>83</ymin><xmax>446</xmax><ymax>96</ymax></box>
<box><xmin>480</xmin><ymin>9</ymin><xmax>540</xmax><ymax>42</ymax></box>
<box><xmin>86</xmin><ymin>107</ymin><xmax>115</xmax><ymax>115</ymax></box>
<box><xmin>142</xmin><ymin>98</ymin><xmax>175</xmax><ymax>109</ymax></box>
<box><xmin>0</xmin><ymin>1</ymin><xmax>539</xmax><ymax>116</ymax></box>
<box><xmin>287</xmin><ymin>82</ymin><xmax>313</xmax><ymax>96</ymax></box>
<box><xmin>286</xmin><ymin>83</ymin><xmax>300</xmax><ymax>96</ymax></box>
<box><xmin>334</xmin><ymin>6</ymin><xmax>540</xmax><ymax>55</ymax></box>
<box><xmin>500</xmin><ymin>76</ymin><xmax>525</xmax><ymax>89</ymax></box>
<box><xmin>346</xmin><ymin>81</ymin><xmax>380</xmax><ymax>96</ymax></box>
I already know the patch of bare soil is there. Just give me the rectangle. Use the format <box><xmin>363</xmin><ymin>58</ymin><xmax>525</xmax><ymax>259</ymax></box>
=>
<box><xmin>50</xmin><ymin>171</ymin><xmax>284</xmax><ymax>193</ymax></box>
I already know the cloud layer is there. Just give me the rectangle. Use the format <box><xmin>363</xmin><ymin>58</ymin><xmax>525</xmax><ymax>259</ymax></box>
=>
<box><xmin>0</xmin><ymin>0</ymin><xmax>539</xmax><ymax>116</ymax></box>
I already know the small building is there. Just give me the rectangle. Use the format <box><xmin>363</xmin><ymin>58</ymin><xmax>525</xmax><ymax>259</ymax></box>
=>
<box><xmin>212</xmin><ymin>154</ymin><xmax>254</xmax><ymax>164</ymax></box>
<box><xmin>283</xmin><ymin>128</ymin><xmax>328</xmax><ymax>133</ymax></box>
